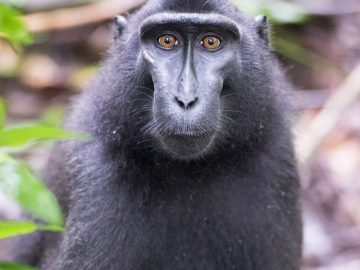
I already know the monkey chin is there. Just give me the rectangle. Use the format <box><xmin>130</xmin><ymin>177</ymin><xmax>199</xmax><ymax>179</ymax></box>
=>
<box><xmin>160</xmin><ymin>133</ymin><xmax>215</xmax><ymax>160</ymax></box>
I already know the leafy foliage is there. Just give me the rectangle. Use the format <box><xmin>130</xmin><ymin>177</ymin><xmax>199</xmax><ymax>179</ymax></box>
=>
<box><xmin>0</xmin><ymin>220</ymin><xmax>63</xmax><ymax>239</ymax></box>
<box><xmin>0</xmin><ymin>98</ymin><xmax>81</xmax><ymax>226</ymax></box>
<box><xmin>0</xmin><ymin>124</ymin><xmax>86</xmax><ymax>149</ymax></box>
<box><xmin>0</xmin><ymin>4</ymin><xmax>82</xmax><ymax>269</ymax></box>
<box><xmin>0</xmin><ymin>154</ymin><xmax>64</xmax><ymax>226</ymax></box>
<box><xmin>0</xmin><ymin>98</ymin><xmax>84</xmax><ymax>269</ymax></box>
<box><xmin>0</xmin><ymin>3</ymin><xmax>32</xmax><ymax>51</ymax></box>
<box><xmin>0</xmin><ymin>262</ymin><xmax>37</xmax><ymax>270</ymax></box>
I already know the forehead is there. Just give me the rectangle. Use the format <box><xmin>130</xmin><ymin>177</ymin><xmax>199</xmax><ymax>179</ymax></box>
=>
<box><xmin>140</xmin><ymin>13</ymin><xmax>241</xmax><ymax>38</ymax></box>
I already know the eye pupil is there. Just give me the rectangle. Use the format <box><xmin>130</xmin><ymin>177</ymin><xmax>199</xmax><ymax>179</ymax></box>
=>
<box><xmin>207</xmin><ymin>38</ymin><xmax>215</xmax><ymax>45</ymax></box>
<box><xmin>164</xmin><ymin>36</ymin><xmax>172</xmax><ymax>44</ymax></box>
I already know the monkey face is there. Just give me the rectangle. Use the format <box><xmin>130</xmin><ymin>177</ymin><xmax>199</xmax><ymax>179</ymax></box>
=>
<box><xmin>139</xmin><ymin>13</ymin><xmax>241</xmax><ymax>160</ymax></box>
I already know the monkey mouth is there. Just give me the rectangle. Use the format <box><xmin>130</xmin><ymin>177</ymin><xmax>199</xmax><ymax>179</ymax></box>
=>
<box><xmin>160</xmin><ymin>132</ymin><xmax>215</xmax><ymax>159</ymax></box>
<box><xmin>170</xmin><ymin>131</ymin><xmax>210</xmax><ymax>138</ymax></box>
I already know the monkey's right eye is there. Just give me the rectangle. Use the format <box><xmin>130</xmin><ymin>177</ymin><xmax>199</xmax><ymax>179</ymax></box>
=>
<box><xmin>158</xmin><ymin>34</ymin><xmax>179</xmax><ymax>49</ymax></box>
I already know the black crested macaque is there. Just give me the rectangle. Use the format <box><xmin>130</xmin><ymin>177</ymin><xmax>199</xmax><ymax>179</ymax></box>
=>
<box><xmin>12</xmin><ymin>0</ymin><xmax>302</xmax><ymax>269</ymax></box>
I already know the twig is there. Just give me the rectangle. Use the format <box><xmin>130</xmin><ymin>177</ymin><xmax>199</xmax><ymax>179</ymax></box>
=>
<box><xmin>296</xmin><ymin>63</ymin><xmax>360</xmax><ymax>166</ymax></box>
<box><xmin>24</xmin><ymin>0</ymin><xmax>147</xmax><ymax>33</ymax></box>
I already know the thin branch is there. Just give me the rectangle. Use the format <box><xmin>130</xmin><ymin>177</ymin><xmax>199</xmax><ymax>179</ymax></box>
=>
<box><xmin>296</xmin><ymin>63</ymin><xmax>360</xmax><ymax>166</ymax></box>
<box><xmin>24</xmin><ymin>0</ymin><xmax>147</xmax><ymax>33</ymax></box>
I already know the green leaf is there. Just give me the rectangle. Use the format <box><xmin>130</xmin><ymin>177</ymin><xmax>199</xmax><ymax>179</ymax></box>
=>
<box><xmin>0</xmin><ymin>220</ymin><xmax>64</xmax><ymax>239</ymax></box>
<box><xmin>0</xmin><ymin>98</ymin><xmax>5</xmax><ymax>130</ymax></box>
<box><xmin>0</xmin><ymin>220</ymin><xmax>37</xmax><ymax>239</ymax></box>
<box><xmin>0</xmin><ymin>155</ymin><xmax>64</xmax><ymax>226</ymax></box>
<box><xmin>0</xmin><ymin>124</ymin><xmax>88</xmax><ymax>148</ymax></box>
<box><xmin>37</xmin><ymin>224</ymin><xmax>65</xmax><ymax>233</ymax></box>
<box><xmin>0</xmin><ymin>261</ymin><xmax>37</xmax><ymax>270</ymax></box>
<box><xmin>0</xmin><ymin>3</ymin><xmax>32</xmax><ymax>51</ymax></box>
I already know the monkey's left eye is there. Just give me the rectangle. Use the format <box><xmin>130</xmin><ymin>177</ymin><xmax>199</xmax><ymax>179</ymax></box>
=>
<box><xmin>158</xmin><ymin>34</ymin><xmax>179</xmax><ymax>49</ymax></box>
<box><xmin>201</xmin><ymin>36</ymin><xmax>221</xmax><ymax>50</ymax></box>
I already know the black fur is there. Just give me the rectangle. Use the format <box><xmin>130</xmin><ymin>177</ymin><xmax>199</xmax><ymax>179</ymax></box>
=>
<box><xmin>11</xmin><ymin>0</ymin><xmax>302</xmax><ymax>269</ymax></box>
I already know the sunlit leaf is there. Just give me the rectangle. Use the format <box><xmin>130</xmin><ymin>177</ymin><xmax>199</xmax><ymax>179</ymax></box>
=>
<box><xmin>0</xmin><ymin>155</ymin><xmax>63</xmax><ymax>226</ymax></box>
<box><xmin>0</xmin><ymin>261</ymin><xmax>37</xmax><ymax>270</ymax></box>
<box><xmin>0</xmin><ymin>3</ymin><xmax>32</xmax><ymax>51</ymax></box>
<box><xmin>0</xmin><ymin>220</ymin><xmax>64</xmax><ymax>239</ymax></box>
<box><xmin>0</xmin><ymin>124</ymin><xmax>88</xmax><ymax>148</ymax></box>
<box><xmin>0</xmin><ymin>220</ymin><xmax>37</xmax><ymax>239</ymax></box>
<box><xmin>0</xmin><ymin>98</ymin><xmax>5</xmax><ymax>130</ymax></box>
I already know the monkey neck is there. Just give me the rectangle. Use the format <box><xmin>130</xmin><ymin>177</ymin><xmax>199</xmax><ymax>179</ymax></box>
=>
<box><xmin>104</xmin><ymin>133</ymin><xmax>268</xmax><ymax>196</ymax></box>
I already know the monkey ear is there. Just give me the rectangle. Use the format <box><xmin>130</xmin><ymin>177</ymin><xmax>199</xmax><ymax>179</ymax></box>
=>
<box><xmin>255</xmin><ymin>15</ymin><xmax>270</xmax><ymax>45</ymax></box>
<box><xmin>113</xmin><ymin>15</ymin><xmax>128</xmax><ymax>40</ymax></box>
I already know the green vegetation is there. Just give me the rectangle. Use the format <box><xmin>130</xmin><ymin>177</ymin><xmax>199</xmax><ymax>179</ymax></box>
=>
<box><xmin>0</xmin><ymin>262</ymin><xmax>37</xmax><ymax>270</ymax></box>
<box><xmin>0</xmin><ymin>3</ymin><xmax>32</xmax><ymax>51</ymax></box>
<box><xmin>0</xmin><ymin>99</ymin><xmax>83</xmax><ymax>269</ymax></box>
<box><xmin>0</xmin><ymin>2</ymin><xmax>84</xmax><ymax>269</ymax></box>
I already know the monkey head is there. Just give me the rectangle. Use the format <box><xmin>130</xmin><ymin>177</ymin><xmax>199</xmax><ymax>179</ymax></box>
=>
<box><xmin>138</xmin><ymin>13</ymin><xmax>244</xmax><ymax>159</ymax></box>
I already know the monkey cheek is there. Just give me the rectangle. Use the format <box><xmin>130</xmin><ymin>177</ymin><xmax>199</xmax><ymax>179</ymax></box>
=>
<box><xmin>160</xmin><ymin>133</ymin><xmax>215</xmax><ymax>160</ymax></box>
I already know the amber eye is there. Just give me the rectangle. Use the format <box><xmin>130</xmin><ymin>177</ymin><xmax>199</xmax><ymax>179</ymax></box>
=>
<box><xmin>158</xmin><ymin>34</ymin><xmax>178</xmax><ymax>48</ymax></box>
<box><xmin>201</xmin><ymin>36</ymin><xmax>221</xmax><ymax>50</ymax></box>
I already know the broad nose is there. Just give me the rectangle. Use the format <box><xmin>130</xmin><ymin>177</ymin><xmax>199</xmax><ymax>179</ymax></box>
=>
<box><xmin>174</xmin><ymin>95</ymin><xmax>199</xmax><ymax>110</ymax></box>
<box><xmin>174</xmin><ymin>39</ymin><xmax>199</xmax><ymax>111</ymax></box>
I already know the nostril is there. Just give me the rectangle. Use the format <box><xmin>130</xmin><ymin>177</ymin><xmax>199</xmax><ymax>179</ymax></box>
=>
<box><xmin>187</xmin><ymin>97</ymin><xmax>198</xmax><ymax>109</ymax></box>
<box><xmin>174</xmin><ymin>97</ymin><xmax>199</xmax><ymax>110</ymax></box>
<box><xmin>175</xmin><ymin>97</ymin><xmax>186</xmax><ymax>109</ymax></box>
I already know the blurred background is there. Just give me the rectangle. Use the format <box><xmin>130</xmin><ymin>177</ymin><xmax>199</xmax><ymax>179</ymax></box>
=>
<box><xmin>0</xmin><ymin>0</ymin><xmax>360</xmax><ymax>269</ymax></box>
